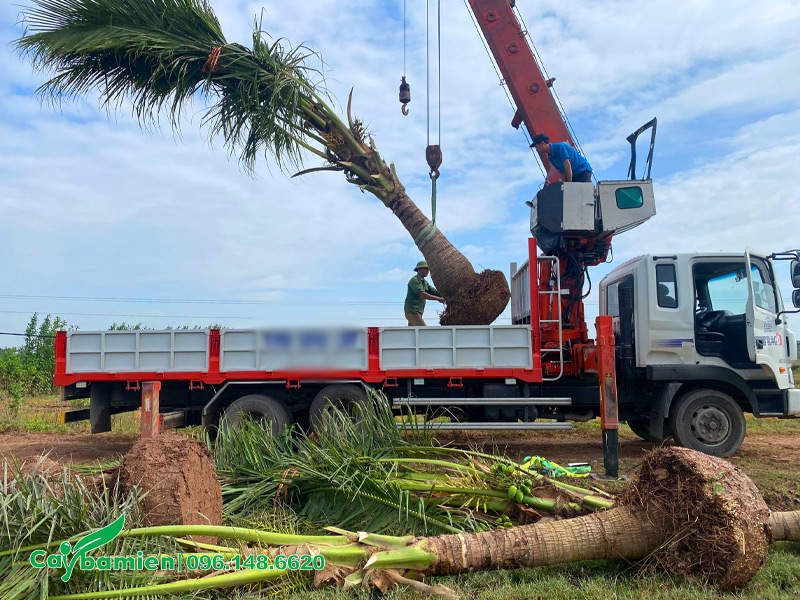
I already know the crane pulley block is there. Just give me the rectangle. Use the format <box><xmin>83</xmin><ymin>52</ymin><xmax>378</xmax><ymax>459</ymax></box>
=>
<box><xmin>425</xmin><ymin>144</ymin><xmax>442</xmax><ymax>179</ymax></box>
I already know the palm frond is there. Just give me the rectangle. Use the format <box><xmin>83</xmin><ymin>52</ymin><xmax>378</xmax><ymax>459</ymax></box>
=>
<box><xmin>212</xmin><ymin>394</ymin><xmax>471</xmax><ymax>536</ymax></box>
<box><xmin>0</xmin><ymin>457</ymin><xmax>179</xmax><ymax>600</ymax></box>
<box><xmin>17</xmin><ymin>0</ymin><xmax>326</xmax><ymax>171</ymax></box>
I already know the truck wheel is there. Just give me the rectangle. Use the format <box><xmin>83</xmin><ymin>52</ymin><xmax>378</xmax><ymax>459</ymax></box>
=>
<box><xmin>626</xmin><ymin>419</ymin><xmax>672</xmax><ymax>443</ymax></box>
<box><xmin>222</xmin><ymin>394</ymin><xmax>290</xmax><ymax>435</ymax></box>
<box><xmin>309</xmin><ymin>384</ymin><xmax>370</xmax><ymax>432</ymax></box>
<box><xmin>668</xmin><ymin>389</ymin><xmax>745</xmax><ymax>457</ymax></box>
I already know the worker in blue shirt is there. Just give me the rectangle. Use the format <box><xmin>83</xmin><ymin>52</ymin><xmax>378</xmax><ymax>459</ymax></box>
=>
<box><xmin>531</xmin><ymin>134</ymin><xmax>593</xmax><ymax>183</ymax></box>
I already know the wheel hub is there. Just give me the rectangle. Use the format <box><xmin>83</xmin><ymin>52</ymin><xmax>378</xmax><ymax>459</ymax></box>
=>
<box><xmin>690</xmin><ymin>404</ymin><xmax>730</xmax><ymax>444</ymax></box>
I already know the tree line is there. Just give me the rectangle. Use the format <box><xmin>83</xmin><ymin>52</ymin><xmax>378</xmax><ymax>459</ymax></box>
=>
<box><xmin>0</xmin><ymin>314</ymin><xmax>66</xmax><ymax>401</ymax></box>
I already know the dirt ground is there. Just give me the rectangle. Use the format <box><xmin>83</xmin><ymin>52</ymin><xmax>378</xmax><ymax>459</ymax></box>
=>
<box><xmin>0</xmin><ymin>431</ymin><xmax>138</xmax><ymax>465</ymax></box>
<box><xmin>3</xmin><ymin>428</ymin><xmax>800</xmax><ymax>467</ymax></box>
<box><xmin>436</xmin><ymin>431</ymin><xmax>800</xmax><ymax>464</ymax></box>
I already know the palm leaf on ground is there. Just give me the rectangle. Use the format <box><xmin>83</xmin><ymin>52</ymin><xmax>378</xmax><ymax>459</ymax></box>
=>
<box><xmin>0</xmin><ymin>458</ymin><xmax>179</xmax><ymax>600</ymax></box>
<box><xmin>211</xmin><ymin>393</ymin><xmax>610</xmax><ymax>536</ymax></box>
<box><xmin>17</xmin><ymin>0</ymin><xmax>510</xmax><ymax>324</ymax></box>
<box><xmin>212</xmin><ymin>398</ymin><xmax>473</xmax><ymax>535</ymax></box>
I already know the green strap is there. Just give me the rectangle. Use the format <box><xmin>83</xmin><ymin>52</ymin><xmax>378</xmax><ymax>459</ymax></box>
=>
<box><xmin>414</xmin><ymin>175</ymin><xmax>438</xmax><ymax>249</ymax></box>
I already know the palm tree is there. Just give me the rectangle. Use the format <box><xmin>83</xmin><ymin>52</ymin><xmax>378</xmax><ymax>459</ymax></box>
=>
<box><xmin>16</xmin><ymin>0</ymin><xmax>510</xmax><ymax>325</ymax></box>
<box><xmin>3</xmin><ymin>446</ymin><xmax>786</xmax><ymax>599</ymax></box>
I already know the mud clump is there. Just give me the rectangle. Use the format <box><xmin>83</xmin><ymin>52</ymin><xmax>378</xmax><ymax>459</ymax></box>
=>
<box><xmin>621</xmin><ymin>447</ymin><xmax>770</xmax><ymax>589</ymax></box>
<box><xmin>120</xmin><ymin>434</ymin><xmax>222</xmax><ymax>544</ymax></box>
<box><xmin>439</xmin><ymin>269</ymin><xmax>510</xmax><ymax>326</ymax></box>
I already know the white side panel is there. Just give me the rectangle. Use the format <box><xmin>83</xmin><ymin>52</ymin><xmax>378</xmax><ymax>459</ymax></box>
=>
<box><xmin>561</xmin><ymin>183</ymin><xmax>596</xmax><ymax>231</ymax></box>
<box><xmin>598</xmin><ymin>180</ymin><xmax>656</xmax><ymax>235</ymax></box>
<box><xmin>788</xmin><ymin>389</ymin><xmax>800</xmax><ymax>416</ymax></box>
<box><xmin>642</xmin><ymin>256</ymin><xmax>697</xmax><ymax>366</ymax></box>
<box><xmin>66</xmin><ymin>330</ymin><xmax>209</xmax><ymax>373</ymax></box>
<box><xmin>379</xmin><ymin>326</ymin><xmax>532</xmax><ymax>370</ymax></box>
<box><xmin>510</xmin><ymin>259</ymin><xmax>531</xmax><ymax>324</ymax></box>
<box><xmin>219</xmin><ymin>328</ymin><xmax>368</xmax><ymax>372</ymax></box>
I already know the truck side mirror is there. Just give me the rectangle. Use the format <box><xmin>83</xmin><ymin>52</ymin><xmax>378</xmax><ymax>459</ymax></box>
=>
<box><xmin>793</xmin><ymin>289</ymin><xmax>800</xmax><ymax>309</ymax></box>
<box><xmin>791</xmin><ymin>260</ymin><xmax>800</xmax><ymax>288</ymax></box>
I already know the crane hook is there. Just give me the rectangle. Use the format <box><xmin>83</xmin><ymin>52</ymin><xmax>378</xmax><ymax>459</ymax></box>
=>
<box><xmin>426</xmin><ymin>144</ymin><xmax>442</xmax><ymax>179</ymax></box>
<box><xmin>399</xmin><ymin>76</ymin><xmax>411</xmax><ymax>116</ymax></box>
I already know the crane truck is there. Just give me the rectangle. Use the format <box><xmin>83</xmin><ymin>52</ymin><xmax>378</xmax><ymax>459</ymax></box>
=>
<box><xmin>54</xmin><ymin>0</ymin><xmax>800</xmax><ymax>462</ymax></box>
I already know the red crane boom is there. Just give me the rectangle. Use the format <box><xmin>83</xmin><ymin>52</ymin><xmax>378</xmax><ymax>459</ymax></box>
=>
<box><xmin>466</xmin><ymin>0</ymin><xmax>595</xmax><ymax>348</ymax></box>
<box><xmin>466</xmin><ymin>0</ymin><xmax>573</xmax><ymax>148</ymax></box>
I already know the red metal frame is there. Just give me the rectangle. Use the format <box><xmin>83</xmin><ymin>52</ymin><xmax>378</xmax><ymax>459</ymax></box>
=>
<box><xmin>141</xmin><ymin>381</ymin><xmax>161</xmax><ymax>438</ymax></box>
<box><xmin>595</xmin><ymin>316</ymin><xmax>618</xmax><ymax>430</ymax></box>
<box><xmin>55</xmin><ymin>331</ymin><xmax>67</xmax><ymax>376</ymax></box>
<box><xmin>595</xmin><ymin>315</ymin><xmax>619</xmax><ymax>476</ymax></box>
<box><xmin>52</xmin><ymin>239</ymin><xmax>609</xmax><ymax>388</ymax></box>
<box><xmin>55</xmin><ymin>365</ymin><xmax>544</xmax><ymax>387</ymax></box>
<box><xmin>528</xmin><ymin>237</ymin><xmax>542</xmax><ymax>373</ymax></box>
<box><xmin>54</xmin><ymin>322</ymin><xmax>545</xmax><ymax>388</ymax></box>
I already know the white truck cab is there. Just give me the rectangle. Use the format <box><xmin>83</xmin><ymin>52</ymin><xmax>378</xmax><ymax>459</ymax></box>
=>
<box><xmin>600</xmin><ymin>250</ymin><xmax>800</xmax><ymax>456</ymax></box>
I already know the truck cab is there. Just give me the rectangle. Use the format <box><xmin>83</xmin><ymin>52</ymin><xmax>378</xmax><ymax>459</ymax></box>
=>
<box><xmin>600</xmin><ymin>250</ymin><xmax>800</xmax><ymax>455</ymax></box>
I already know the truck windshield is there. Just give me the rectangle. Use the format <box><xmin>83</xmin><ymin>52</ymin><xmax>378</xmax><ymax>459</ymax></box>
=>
<box><xmin>706</xmin><ymin>270</ymin><xmax>749</xmax><ymax>313</ymax></box>
<box><xmin>704</xmin><ymin>262</ymin><xmax>777</xmax><ymax>314</ymax></box>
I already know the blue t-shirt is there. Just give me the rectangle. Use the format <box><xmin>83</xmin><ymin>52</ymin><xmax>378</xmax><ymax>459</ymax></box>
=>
<box><xmin>548</xmin><ymin>143</ymin><xmax>592</xmax><ymax>176</ymax></box>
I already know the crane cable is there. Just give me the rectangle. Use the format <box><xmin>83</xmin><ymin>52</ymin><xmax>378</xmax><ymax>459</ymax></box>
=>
<box><xmin>512</xmin><ymin>4</ymin><xmax>585</xmax><ymax>158</ymax></box>
<box><xmin>416</xmin><ymin>0</ymin><xmax>442</xmax><ymax>250</ymax></box>
<box><xmin>462</xmin><ymin>0</ymin><xmax>545</xmax><ymax>179</ymax></box>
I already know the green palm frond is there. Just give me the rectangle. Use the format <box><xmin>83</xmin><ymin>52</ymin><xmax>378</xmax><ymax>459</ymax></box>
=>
<box><xmin>0</xmin><ymin>457</ymin><xmax>179</xmax><ymax>600</ymax></box>
<box><xmin>17</xmin><ymin>0</ymin><xmax>328</xmax><ymax>171</ymax></box>
<box><xmin>212</xmin><ymin>395</ymin><xmax>473</xmax><ymax>535</ymax></box>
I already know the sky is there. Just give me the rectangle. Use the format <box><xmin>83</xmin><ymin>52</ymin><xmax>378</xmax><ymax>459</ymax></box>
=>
<box><xmin>1</xmin><ymin>0</ymin><xmax>799</xmax><ymax>341</ymax></box>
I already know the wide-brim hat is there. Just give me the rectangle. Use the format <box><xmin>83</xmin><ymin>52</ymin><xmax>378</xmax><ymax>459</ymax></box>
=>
<box><xmin>414</xmin><ymin>260</ymin><xmax>429</xmax><ymax>271</ymax></box>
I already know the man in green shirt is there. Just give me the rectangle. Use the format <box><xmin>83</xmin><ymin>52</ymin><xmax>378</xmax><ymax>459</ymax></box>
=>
<box><xmin>404</xmin><ymin>260</ymin><xmax>445</xmax><ymax>326</ymax></box>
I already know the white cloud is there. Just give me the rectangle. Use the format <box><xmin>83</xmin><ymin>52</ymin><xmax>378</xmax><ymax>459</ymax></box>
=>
<box><xmin>369</xmin><ymin>268</ymin><xmax>407</xmax><ymax>283</ymax></box>
<box><xmin>613</xmin><ymin>120</ymin><xmax>800</xmax><ymax>259</ymax></box>
<box><xmin>1</xmin><ymin>0</ymin><xmax>799</xmax><ymax>334</ymax></box>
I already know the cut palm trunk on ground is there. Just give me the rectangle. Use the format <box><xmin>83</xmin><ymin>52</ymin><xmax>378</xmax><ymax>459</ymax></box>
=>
<box><xmin>16</xmin><ymin>0</ymin><xmax>510</xmax><ymax>325</ymax></box>
<box><xmin>209</xmin><ymin>447</ymin><xmax>779</xmax><ymax>594</ymax></box>
<box><xmin>7</xmin><ymin>447</ymin><xmax>800</xmax><ymax>600</ymax></box>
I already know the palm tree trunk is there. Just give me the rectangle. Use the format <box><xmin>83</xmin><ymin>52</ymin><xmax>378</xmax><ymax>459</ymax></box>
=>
<box><xmin>771</xmin><ymin>511</ymin><xmax>800</xmax><ymax>541</ymax></box>
<box><xmin>417</xmin><ymin>506</ymin><xmax>662</xmax><ymax>575</ymax></box>
<box><xmin>347</xmin><ymin>147</ymin><xmax>510</xmax><ymax>325</ymax></box>
<box><xmin>386</xmin><ymin>188</ymin><xmax>477</xmax><ymax>300</ymax></box>
<box><xmin>359</xmin><ymin>447</ymin><xmax>772</xmax><ymax>592</ymax></box>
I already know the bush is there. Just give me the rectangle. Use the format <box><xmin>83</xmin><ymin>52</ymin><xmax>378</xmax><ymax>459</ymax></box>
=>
<box><xmin>0</xmin><ymin>313</ymin><xmax>67</xmax><ymax>402</ymax></box>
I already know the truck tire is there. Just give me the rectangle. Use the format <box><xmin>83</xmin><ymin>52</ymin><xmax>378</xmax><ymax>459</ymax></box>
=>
<box><xmin>626</xmin><ymin>419</ymin><xmax>672</xmax><ymax>443</ymax></box>
<box><xmin>222</xmin><ymin>394</ymin><xmax>290</xmax><ymax>435</ymax></box>
<box><xmin>309</xmin><ymin>384</ymin><xmax>370</xmax><ymax>433</ymax></box>
<box><xmin>668</xmin><ymin>389</ymin><xmax>745</xmax><ymax>457</ymax></box>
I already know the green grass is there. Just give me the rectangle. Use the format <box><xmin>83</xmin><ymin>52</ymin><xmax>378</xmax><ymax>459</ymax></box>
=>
<box><xmin>3</xmin><ymin>380</ymin><xmax>800</xmax><ymax>599</ymax></box>
<box><xmin>0</xmin><ymin>393</ymin><xmax>140</xmax><ymax>434</ymax></box>
<box><xmin>746</xmin><ymin>415</ymin><xmax>800</xmax><ymax>435</ymax></box>
<box><xmin>278</xmin><ymin>543</ymin><xmax>800</xmax><ymax>599</ymax></box>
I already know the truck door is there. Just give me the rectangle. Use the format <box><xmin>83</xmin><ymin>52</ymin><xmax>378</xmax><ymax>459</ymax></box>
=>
<box><xmin>744</xmin><ymin>248</ymin><xmax>790</xmax><ymax>385</ymax></box>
